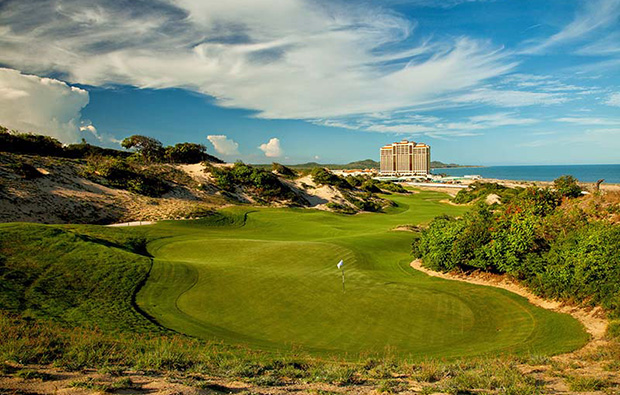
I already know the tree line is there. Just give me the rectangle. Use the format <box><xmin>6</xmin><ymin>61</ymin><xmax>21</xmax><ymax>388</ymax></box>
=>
<box><xmin>0</xmin><ymin>126</ymin><xmax>222</xmax><ymax>165</ymax></box>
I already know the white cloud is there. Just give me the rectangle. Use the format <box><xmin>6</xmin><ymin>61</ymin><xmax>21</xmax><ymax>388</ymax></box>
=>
<box><xmin>0</xmin><ymin>0</ymin><xmax>515</xmax><ymax>120</ymax></box>
<box><xmin>360</xmin><ymin>112</ymin><xmax>538</xmax><ymax>139</ymax></box>
<box><xmin>0</xmin><ymin>67</ymin><xmax>89</xmax><ymax>143</ymax></box>
<box><xmin>605</xmin><ymin>93</ymin><xmax>620</xmax><ymax>107</ymax></box>
<box><xmin>453</xmin><ymin>88</ymin><xmax>568</xmax><ymax>107</ymax></box>
<box><xmin>366</xmin><ymin>124</ymin><xmax>436</xmax><ymax>134</ymax></box>
<box><xmin>79</xmin><ymin>122</ymin><xmax>122</xmax><ymax>145</ymax></box>
<box><xmin>258</xmin><ymin>138</ymin><xmax>283</xmax><ymax>157</ymax></box>
<box><xmin>556</xmin><ymin>117</ymin><xmax>620</xmax><ymax>125</ymax></box>
<box><xmin>207</xmin><ymin>135</ymin><xmax>240</xmax><ymax>156</ymax></box>
<box><xmin>466</xmin><ymin>112</ymin><xmax>539</xmax><ymax>127</ymax></box>
<box><xmin>524</xmin><ymin>0</ymin><xmax>620</xmax><ymax>54</ymax></box>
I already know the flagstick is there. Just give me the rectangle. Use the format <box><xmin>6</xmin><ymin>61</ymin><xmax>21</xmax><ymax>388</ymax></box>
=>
<box><xmin>341</xmin><ymin>267</ymin><xmax>345</xmax><ymax>293</ymax></box>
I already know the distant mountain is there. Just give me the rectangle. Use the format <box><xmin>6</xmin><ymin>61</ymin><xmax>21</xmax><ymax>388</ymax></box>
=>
<box><xmin>252</xmin><ymin>159</ymin><xmax>380</xmax><ymax>170</ymax></box>
<box><xmin>253</xmin><ymin>159</ymin><xmax>473</xmax><ymax>170</ymax></box>
<box><xmin>431</xmin><ymin>160</ymin><xmax>467</xmax><ymax>168</ymax></box>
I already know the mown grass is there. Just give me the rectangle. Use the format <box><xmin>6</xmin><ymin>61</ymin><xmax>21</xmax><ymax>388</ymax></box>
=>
<box><xmin>0</xmin><ymin>223</ymin><xmax>159</xmax><ymax>333</ymax></box>
<box><xmin>0</xmin><ymin>189</ymin><xmax>597</xmax><ymax>394</ymax></box>
<box><xmin>137</xmin><ymin>191</ymin><xmax>587</xmax><ymax>358</ymax></box>
<box><xmin>1</xmin><ymin>191</ymin><xmax>588</xmax><ymax>360</ymax></box>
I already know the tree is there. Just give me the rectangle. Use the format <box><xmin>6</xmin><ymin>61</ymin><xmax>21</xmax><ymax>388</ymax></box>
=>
<box><xmin>165</xmin><ymin>142</ymin><xmax>207</xmax><ymax>164</ymax></box>
<box><xmin>121</xmin><ymin>135</ymin><xmax>164</xmax><ymax>162</ymax></box>
<box><xmin>554</xmin><ymin>175</ymin><xmax>582</xmax><ymax>198</ymax></box>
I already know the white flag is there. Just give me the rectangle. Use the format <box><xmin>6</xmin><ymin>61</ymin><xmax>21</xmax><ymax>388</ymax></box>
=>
<box><xmin>337</xmin><ymin>260</ymin><xmax>343</xmax><ymax>269</ymax></box>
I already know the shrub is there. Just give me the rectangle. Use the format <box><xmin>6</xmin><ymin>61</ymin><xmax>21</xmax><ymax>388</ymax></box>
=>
<box><xmin>414</xmin><ymin>181</ymin><xmax>620</xmax><ymax>320</ymax></box>
<box><xmin>64</xmin><ymin>141</ymin><xmax>131</xmax><ymax>159</ymax></box>
<box><xmin>0</xmin><ymin>126</ymin><xmax>64</xmax><ymax>156</ymax></box>
<box><xmin>212</xmin><ymin>162</ymin><xmax>302</xmax><ymax>204</ymax></box>
<box><xmin>554</xmin><ymin>175</ymin><xmax>582</xmax><ymax>198</ymax></box>
<box><xmin>361</xmin><ymin>180</ymin><xmax>382</xmax><ymax>193</ymax></box>
<box><xmin>311</xmin><ymin>168</ymin><xmax>351</xmax><ymax>189</ymax></box>
<box><xmin>377</xmin><ymin>181</ymin><xmax>407</xmax><ymax>193</ymax></box>
<box><xmin>165</xmin><ymin>143</ymin><xmax>213</xmax><ymax>164</ymax></box>
<box><xmin>272</xmin><ymin>163</ymin><xmax>297</xmax><ymax>178</ymax></box>
<box><xmin>121</xmin><ymin>135</ymin><xmax>165</xmax><ymax>163</ymax></box>
<box><xmin>83</xmin><ymin>156</ymin><xmax>169</xmax><ymax>197</ymax></box>
<box><xmin>326</xmin><ymin>202</ymin><xmax>356</xmax><ymax>215</ymax></box>
<box><xmin>452</xmin><ymin>182</ymin><xmax>516</xmax><ymax>204</ymax></box>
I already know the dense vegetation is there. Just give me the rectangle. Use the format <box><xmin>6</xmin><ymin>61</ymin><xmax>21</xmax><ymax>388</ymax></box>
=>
<box><xmin>311</xmin><ymin>167</ymin><xmax>352</xmax><ymax>189</ymax></box>
<box><xmin>81</xmin><ymin>156</ymin><xmax>171</xmax><ymax>197</ymax></box>
<box><xmin>0</xmin><ymin>127</ymin><xmax>222</xmax><ymax>164</ymax></box>
<box><xmin>452</xmin><ymin>182</ymin><xmax>521</xmax><ymax>204</ymax></box>
<box><xmin>413</xmin><ymin>177</ymin><xmax>620</xmax><ymax>335</ymax></box>
<box><xmin>345</xmin><ymin>175</ymin><xmax>407</xmax><ymax>194</ymax></box>
<box><xmin>271</xmin><ymin>162</ymin><xmax>297</xmax><ymax>178</ymax></box>
<box><xmin>210</xmin><ymin>162</ymin><xmax>305</xmax><ymax>204</ymax></box>
<box><xmin>254</xmin><ymin>159</ymin><xmax>381</xmax><ymax>170</ymax></box>
<box><xmin>310</xmin><ymin>169</ymin><xmax>397</xmax><ymax>213</ymax></box>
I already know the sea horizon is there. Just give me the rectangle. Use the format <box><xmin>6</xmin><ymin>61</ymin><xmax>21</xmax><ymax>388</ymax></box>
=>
<box><xmin>433</xmin><ymin>163</ymin><xmax>620</xmax><ymax>184</ymax></box>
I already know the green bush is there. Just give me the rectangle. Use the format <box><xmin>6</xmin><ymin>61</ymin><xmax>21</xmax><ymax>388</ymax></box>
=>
<box><xmin>212</xmin><ymin>162</ymin><xmax>302</xmax><ymax>204</ymax></box>
<box><xmin>83</xmin><ymin>156</ymin><xmax>169</xmax><ymax>197</ymax></box>
<box><xmin>361</xmin><ymin>180</ymin><xmax>382</xmax><ymax>193</ymax></box>
<box><xmin>453</xmin><ymin>182</ymin><xmax>520</xmax><ymax>204</ymax></box>
<box><xmin>325</xmin><ymin>202</ymin><xmax>356</xmax><ymax>215</ymax></box>
<box><xmin>64</xmin><ymin>141</ymin><xmax>131</xmax><ymax>159</ymax></box>
<box><xmin>165</xmin><ymin>143</ymin><xmax>222</xmax><ymax>164</ymax></box>
<box><xmin>554</xmin><ymin>175</ymin><xmax>582</xmax><ymax>198</ymax></box>
<box><xmin>0</xmin><ymin>126</ymin><xmax>64</xmax><ymax>157</ymax></box>
<box><xmin>311</xmin><ymin>168</ymin><xmax>351</xmax><ymax>189</ymax></box>
<box><xmin>345</xmin><ymin>193</ymin><xmax>382</xmax><ymax>212</ymax></box>
<box><xmin>272</xmin><ymin>163</ymin><xmax>297</xmax><ymax>178</ymax></box>
<box><xmin>377</xmin><ymin>181</ymin><xmax>407</xmax><ymax>193</ymax></box>
<box><xmin>414</xmin><ymin>181</ymin><xmax>620</xmax><ymax>319</ymax></box>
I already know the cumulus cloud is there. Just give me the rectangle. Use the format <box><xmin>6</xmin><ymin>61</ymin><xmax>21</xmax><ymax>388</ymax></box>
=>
<box><xmin>259</xmin><ymin>138</ymin><xmax>283</xmax><ymax>157</ymax></box>
<box><xmin>605</xmin><ymin>93</ymin><xmax>620</xmax><ymax>107</ymax></box>
<box><xmin>0</xmin><ymin>0</ymin><xmax>515</xmax><ymax>121</ymax></box>
<box><xmin>79</xmin><ymin>122</ymin><xmax>121</xmax><ymax>145</ymax></box>
<box><xmin>0</xmin><ymin>67</ymin><xmax>89</xmax><ymax>142</ymax></box>
<box><xmin>207</xmin><ymin>135</ymin><xmax>240</xmax><ymax>156</ymax></box>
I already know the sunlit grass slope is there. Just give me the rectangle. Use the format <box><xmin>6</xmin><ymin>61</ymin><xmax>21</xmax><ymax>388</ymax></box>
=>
<box><xmin>137</xmin><ymin>191</ymin><xmax>588</xmax><ymax>358</ymax></box>
<box><xmin>0</xmin><ymin>223</ymin><xmax>159</xmax><ymax>333</ymax></box>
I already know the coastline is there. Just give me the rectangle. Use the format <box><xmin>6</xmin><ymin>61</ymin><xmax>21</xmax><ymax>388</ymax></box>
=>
<box><xmin>434</xmin><ymin>163</ymin><xmax>620</xmax><ymax>185</ymax></box>
<box><xmin>469</xmin><ymin>177</ymin><xmax>620</xmax><ymax>193</ymax></box>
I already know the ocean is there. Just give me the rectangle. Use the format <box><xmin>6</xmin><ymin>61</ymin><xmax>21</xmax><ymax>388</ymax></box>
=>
<box><xmin>434</xmin><ymin>164</ymin><xmax>620</xmax><ymax>184</ymax></box>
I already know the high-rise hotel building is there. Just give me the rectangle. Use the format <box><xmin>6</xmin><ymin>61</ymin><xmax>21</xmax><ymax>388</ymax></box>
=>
<box><xmin>380</xmin><ymin>140</ymin><xmax>430</xmax><ymax>175</ymax></box>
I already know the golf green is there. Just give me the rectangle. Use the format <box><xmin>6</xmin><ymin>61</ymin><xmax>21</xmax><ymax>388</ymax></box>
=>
<box><xmin>137</xmin><ymin>190</ymin><xmax>588</xmax><ymax>358</ymax></box>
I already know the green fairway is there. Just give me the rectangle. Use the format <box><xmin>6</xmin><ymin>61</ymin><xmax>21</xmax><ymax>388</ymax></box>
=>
<box><xmin>137</xmin><ymin>191</ymin><xmax>588</xmax><ymax>359</ymax></box>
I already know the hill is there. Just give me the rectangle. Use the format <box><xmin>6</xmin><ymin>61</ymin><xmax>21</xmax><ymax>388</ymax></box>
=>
<box><xmin>431</xmin><ymin>160</ymin><xmax>468</xmax><ymax>168</ymax></box>
<box><xmin>252</xmin><ymin>159</ymin><xmax>380</xmax><ymax>170</ymax></box>
<box><xmin>254</xmin><ymin>159</ymin><xmax>470</xmax><ymax>170</ymax></box>
<box><xmin>0</xmin><ymin>139</ymin><xmax>403</xmax><ymax>224</ymax></box>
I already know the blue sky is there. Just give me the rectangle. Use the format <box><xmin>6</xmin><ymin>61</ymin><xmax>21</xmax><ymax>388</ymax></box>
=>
<box><xmin>0</xmin><ymin>0</ymin><xmax>619</xmax><ymax>165</ymax></box>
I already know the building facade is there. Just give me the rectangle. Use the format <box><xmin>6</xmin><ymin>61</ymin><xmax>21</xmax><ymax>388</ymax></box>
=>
<box><xmin>380</xmin><ymin>140</ymin><xmax>430</xmax><ymax>175</ymax></box>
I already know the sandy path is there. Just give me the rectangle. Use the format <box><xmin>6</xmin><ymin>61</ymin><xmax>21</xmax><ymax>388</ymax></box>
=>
<box><xmin>409</xmin><ymin>259</ymin><xmax>609</xmax><ymax>353</ymax></box>
<box><xmin>106</xmin><ymin>221</ymin><xmax>157</xmax><ymax>227</ymax></box>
